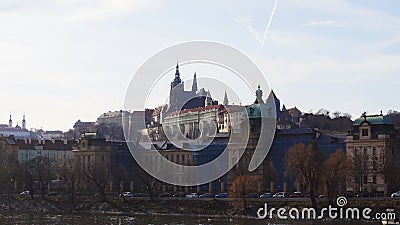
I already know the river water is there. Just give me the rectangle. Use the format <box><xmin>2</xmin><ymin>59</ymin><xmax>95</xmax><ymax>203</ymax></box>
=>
<box><xmin>0</xmin><ymin>213</ymin><xmax>382</xmax><ymax>225</ymax></box>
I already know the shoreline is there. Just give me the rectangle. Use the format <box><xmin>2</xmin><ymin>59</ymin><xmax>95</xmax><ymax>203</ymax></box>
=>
<box><xmin>1</xmin><ymin>196</ymin><xmax>399</xmax><ymax>222</ymax></box>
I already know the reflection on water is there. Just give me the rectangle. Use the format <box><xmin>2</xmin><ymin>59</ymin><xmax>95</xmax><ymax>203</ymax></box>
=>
<box><xmin>0</xmin><ymin>213</ymin><xmax>381</xmax><ymax>225</ymax></box>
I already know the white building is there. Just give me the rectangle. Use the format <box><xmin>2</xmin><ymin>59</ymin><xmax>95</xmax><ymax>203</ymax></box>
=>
<box><xmin>97</xmin><ymin>110</ymin><xmax>130</xmax><ymax>127</ymax></box>
<box><xmin>0</xmin><ymin>114</ymin><xmax>32</xmax><ymax>139</ymax></box>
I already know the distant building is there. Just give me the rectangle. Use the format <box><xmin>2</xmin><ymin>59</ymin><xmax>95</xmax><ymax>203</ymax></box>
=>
<box><xmin>41</xmin><ymin>130</ymin><xmax>64</xmax><ymax>140</ymax></box>
<box><xmin>72</xmin><ymin>132</ymin><xmax>113</xmax><ymax>191</ymax></box>
<box><xmin>168</xmin><ymin>63</ymin><xmax>217</xmax><ymax>112</ymax></box>
<box><xmin>277</xmin><ymin>106</ymin><xmax>303</xmax><ymax>129</ymax></box>
<box><xmin>16</xmin><ymin>139</ymin><xmax>75</xmax><ymax>163</ymax></box>
<box><xmin>223</xmin><ymin>105</ymin><xmax>246</xmax><ymax>133</ymax></box>
<box><xmin>73</xmin><ymin>120</ymin><xmax>95</xmax><ymax>139</ymax></box>
<box><xmin>0</xmin><ymin>114</ymin><xmax>33</xmax><ymax>139</ymax></box>
<box><xmin>162</xmin><ymin>104</ymin><xmax>226</xmax><ymax>140</ymax></box>
<box><xmin>96</xmin><ymin>110</ymin><xmax>130</xmax><ymax>127</ymax></box>
<box><xmin>0</xmin><ymin>135</ymin><xmax>18</xmax><ymax>157</ymax></box>
<box><xmin>346</xmin><ymin>113</ymin><xmax>400</xmax><ymax>194</ymax></box>
<box><xmin>227</xmin><ymin>85</ymin><xmax>275</xmax><ymax>192</ymax></box>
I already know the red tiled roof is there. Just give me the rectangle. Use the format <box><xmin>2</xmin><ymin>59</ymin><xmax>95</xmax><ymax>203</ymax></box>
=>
<box><xmin>16</xmin><ymin>139</ymin><xmax>76</xmax><ymax>150</ymax></box>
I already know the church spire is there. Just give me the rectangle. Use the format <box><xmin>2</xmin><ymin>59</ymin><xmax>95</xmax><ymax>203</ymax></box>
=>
<box><xmin>22</xmin><ymin>114</ymin><xmax>26</xmax><ymax>129</ymax></box>
<box><xmin>171</xmin><ymin>60</ymin><xmax>182</xmax><ymax>90</ymax></box>
<box><xmin>8</xmin><ymin>114</ymin><xmax>12</xmax><ymax>127</ymax></box>
<box><xmin>223</xmin><ymin>90</ymin><xmax>229</xmax><ymax>105</ymax></box>
<box><xmin>191</xmin><ymin>72</ymin><xmax>198</xmax><ymax>92</ymax></box>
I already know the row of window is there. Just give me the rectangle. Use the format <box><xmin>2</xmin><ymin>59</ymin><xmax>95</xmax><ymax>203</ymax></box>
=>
<box><xmin>354</xmin><ymin>146</ymin><xmax>377</xmax><ymax>156</ymax></box>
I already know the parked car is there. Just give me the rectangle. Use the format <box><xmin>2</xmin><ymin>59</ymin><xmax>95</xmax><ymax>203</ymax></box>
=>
<box><xmin>259</xmin><ymin>193</ymin><xmax>272</xmax><ymax>198</ymax></box>
<box><xmin>356</xmin><ymin>192</ymin><xmax>371</xmax><ymax>198</ymax></box>
<box><xmin>246</xmin><ymin>193</ymin><xmax>259</xmax><ymax>198</ymax></box>
<box><xmin>273</xmin><ymin>192</ymin><xmax>287</xmax><ymax>198</ymax></box>
<box><xmin>172</xmin><ymin>192</ymin><xmax>186</xmax><ymax>197</ymax></box>
<box><xmin>186</xmin><ymin>193</ymin><xmax>198</xmax><ymax>198</ymax></box>
<box><xmin>159</xmin><ymin>192</ymin><xmax>172</xmax><ymax>197</ymax></box>
<box><xmin>199</xmin><ymin>193</ymin><xmax>212</xmax><ymax>198</ymax></box>
<box><xmin>48</xmin><ymin>192</ymin><xmax>58</xmax><ymax>196</ymax></box>
<box><xmin>132</xmin><ymin>193</ymin><xmax>146</xmax><ymax>197</ymax></box>
<box><xmin>343</xmin><ymin>192</ymin><xmax>355</xmax><ymax>198</ymax></box>
<box><xmin>20</xmin><ymin>191</ymin><xmax>30</xmax><ymax>196</ymax></box>
<box><xmin>290</xmin><ymin>192</ymin><xmax>304</xmax><ymax>198</ymax></box>
<box><xmin>391</xmin><ymin>191</ymin><xmax>400</xmax><ymax>197</ymax></box>
<box><xmin>119</xmin><ymin>192</ymin><xmax>133</xmax><ymax>197</ymax></box>
<box><xmin>215</xmin><ymin>192</ymin><xmax>228</xmax><ymax>198</ymax></box>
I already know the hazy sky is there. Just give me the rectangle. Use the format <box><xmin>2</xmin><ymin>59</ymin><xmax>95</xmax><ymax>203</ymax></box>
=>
<box><xmin>1</xmin><ymin>0</ymin><xmax>399</xmax><ymax>131</ymax></box>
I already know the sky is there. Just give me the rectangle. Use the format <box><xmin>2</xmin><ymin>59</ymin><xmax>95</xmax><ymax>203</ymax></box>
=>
<box><xmin>0</xmin><ymin>0</ymin><xmax>399</xmax><ymax>131</ymax></box>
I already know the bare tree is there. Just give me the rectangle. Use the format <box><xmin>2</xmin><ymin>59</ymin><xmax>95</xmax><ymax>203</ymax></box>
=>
<box><xmin>284</xmin><ymin>142</ymin><xmax>323</xmax><ymax>209</ymax></box>
<box><xmin>347</xmin><ymin>149</ymin><xmax>370</xmax><ymax>193</ymax></box>
<box><xmin>56</xmin><ymin>157</ymin><xmax>83</xmax><ymax>208</ymax></box>
<box><xmin>114</xmin><ymin>163</ymin><xmax>128</xmax><ymax>202</ymax></box>
<box><xmin>27</xmin><ymin>156</ymin><xmax>55</xmax><ymax>199</ymax></box>
<box><xmin>0</xmin><ymin>140</ymin><xmax>20</xmax><ymax>197</ymax></box>
<box><xmin>137</xmin><ymin>166</ymin><xmax>159</xmax><ymax>200</ymax></box>
<box><xmin>85</xmin><ymin>163</ymin><xmax>111</xmax><ymax>202</ymax></box>
<box><xmin>322</xmin><ymin>149</ymin><xmax>349</xmax><ymax>204</ymax></box>
<box><xmin>229</xmin><ymin>175</ymin><xmax>260</xmax><ymax>213</ymax></box>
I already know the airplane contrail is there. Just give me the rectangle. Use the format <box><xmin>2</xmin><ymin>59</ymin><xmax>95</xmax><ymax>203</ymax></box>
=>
<box><xmin>261</xmin><ymin>0</ymin><xmax>279</xmax><ymax>47</ymax></box>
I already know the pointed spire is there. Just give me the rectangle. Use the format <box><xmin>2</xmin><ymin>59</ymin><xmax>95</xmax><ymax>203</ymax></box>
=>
<box><xmin>22</xmin><ymin>114</ymin><xmax>26</xmax><ymax>129</ymax></box>
<box><xmin>8</xmin><ymin>114</ymin><xmax>12</xmax><ymax>127</ymax></box>
<box><xmin>191</xmin><ymin>72</ymin><xmax>198</xmax><ymax>92</ymax></box>
<box><xmin>223</xmin><ymin>90</ymin><xmax>229</xmax><ymax>105</ymax></box>
<box><xmin>171</xmin><ymin>60</ymin><xmax>182</xmax><ymax>90</ymax></box>
<box><xmin>175</xmin><ymin>60</ymin><xmax>180</xmax><ymax>77</ymax></box>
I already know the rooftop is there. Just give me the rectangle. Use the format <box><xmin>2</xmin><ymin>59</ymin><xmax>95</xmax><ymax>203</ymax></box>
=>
<box><xmin>354</xmin><ymin>114</ymin><xmax>394</xmax><ymax>126</ymax></box>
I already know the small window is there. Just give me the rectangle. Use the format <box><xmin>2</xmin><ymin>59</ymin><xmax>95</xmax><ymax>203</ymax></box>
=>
<box><xmin>363</xmin><ymin>147</ymin><xmax>367</xmax><ymax>155</ymax></box>
<box><xmin>372</xmin><ymin>147</ymin><xmax>377</xmax><ymax>156</ymax></box>
<box><xmin>373</xmin><ymin>175</ymin><xmax>377</xmax><ymax>184</ymax></box>
<box><xmin>361</xmin><ymin>129</ymin><xmax>369</xmax><ymax>136</ymax></box>
<box><xmin>364</xmin><ymin>175</ymin><xmax>368</xmax><ymax>184</ymax></box>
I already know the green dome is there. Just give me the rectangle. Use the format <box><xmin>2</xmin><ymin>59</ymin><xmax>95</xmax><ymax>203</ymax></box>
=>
<box><xmin>354</xmin><ymin>114</ymin><xmax>393</xmax><ymax>126</ymax></box>
<box><xmin>245</xmin><ymin>103</ymin><xmax>270</xmax><ymax>119</ymax></box>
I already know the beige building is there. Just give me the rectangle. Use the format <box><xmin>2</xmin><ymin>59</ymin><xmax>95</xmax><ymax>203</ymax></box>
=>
<box><xmin>73</xmin><ymin>132</ymin><xmax>113</xmax><ymax>191</ymax></box>
<box><xmin>346</xmin><ymin>113</ymin><xmax>400</xmax><ymax>194</ymax></box>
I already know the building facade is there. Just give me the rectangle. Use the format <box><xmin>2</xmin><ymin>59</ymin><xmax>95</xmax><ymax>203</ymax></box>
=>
<box><xmin>346</xmin><ymin>113</ymin><xmax>400</xmax><ymax>194</ymax></box>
